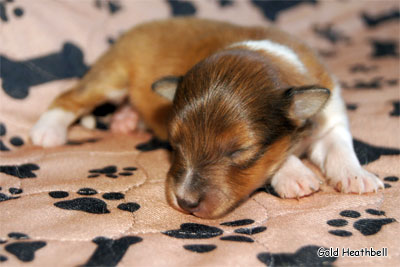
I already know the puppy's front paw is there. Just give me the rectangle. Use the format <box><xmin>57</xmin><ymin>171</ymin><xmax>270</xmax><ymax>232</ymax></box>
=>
<box><xmin>271</xmin><ymin>156</ymin><xmax>321</xmax><ymax>199</ymax></box>
<box><xmin>30</xmin><ymin>109</ymin><xmax>74</xmax><ymax>147</ymax></box>
<box><xmin>328</xmin><ymin>167</ymin><xmax>384</xmax><ymax>194</ymax></box>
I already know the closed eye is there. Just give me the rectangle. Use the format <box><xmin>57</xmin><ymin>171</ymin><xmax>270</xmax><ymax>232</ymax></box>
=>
<box><xmin>227</xmin><ymin>148</ymin><xmax>249</xmax><ymax>159</ymax></box>
<box><xmin>227</xmin><ymin>145</ymin><xmax>266</xmax><ymax>169</ymax></box>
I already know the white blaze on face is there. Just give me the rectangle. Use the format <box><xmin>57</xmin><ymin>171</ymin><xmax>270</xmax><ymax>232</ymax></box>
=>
<box><xmin>176</xmin><ymin>168</ymin><xmax>194</xmax><ymax>198</ymax></box>
<box><xmin>230</xmin><ymin>40</ymin><xmax>307</xmax><ymax>74</ymax></box>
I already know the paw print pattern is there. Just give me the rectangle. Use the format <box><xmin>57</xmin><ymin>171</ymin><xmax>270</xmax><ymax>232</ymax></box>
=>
<box><xmin>163</xmin><ymin>219</ymin><xmax>267</xmax><ymax>253</ymax></box>
<box><xmin>0</xmin><ymin>232</ymin><xmax>46</xmax><ymax>263</ymax></box>
<box><xmin>88</xmin><ymin>165</ymin><xmax>137</xmax><ymax>179</ymax></box>
<box><xmin>327</xmin><ymin>209</ymin><xmax>396</xmax><ymax>237</ymax></box>
<box><xmin>49</xmin><ymin>188</ymin><xmax>140</xmax><ymax>214</ymax></box>
<box><xmin>0</xmin><ymin>186</ymin><xmax>22</xmax><ymax>202</ymax></box>
<box><xmin>0</xmin><ymin>0</ymin><xmax>24</xmax><ymax>23</ymax></box>
<box><xmin>383</xmin><ymin>175</ymin><xmax>398</xmax><ymax>188</ymax></box>
<box><xmin>0</xmin><ymin>123</ymin><xmax>25</xmax><ymax>151</ymax></box>
<box><xmin>0</xmin><ymin>163</ymin><xmax>39</xmax><ymax>178</ymax></box>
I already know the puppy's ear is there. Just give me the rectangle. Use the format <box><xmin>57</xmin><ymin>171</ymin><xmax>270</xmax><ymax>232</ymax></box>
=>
<box><xmin>285</xmin><ymin>86</ymin><xmax>330</xmax><ymax>123</ymax></box>
<box><xmin>151</xmin><ymin>76</ymin><xmax>182</xmax><ymax>101</ymax></box>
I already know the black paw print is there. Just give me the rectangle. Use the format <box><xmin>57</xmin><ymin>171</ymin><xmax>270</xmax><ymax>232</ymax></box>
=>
<box><xmin>87</xmin><ymin>165</ymin><xmax>137</xmax><ymax>179</ymax></box>
<box><xmin>327</xmin><ymin>209</ymin><xmax>396</xmax><ymax>237</ymax></box>
<box><xmin>0</xmin><ymin>232</ymin><xmax>46</xmax><ymax>263</ymax></box>
<box><xmin>0</xmin><ymin>186</ymin><xmax>22</xmax><ymax>202</ymax></box>
<box><xmin>49</xmin><ymin>188</ymin><xmax>140</xmax><ymax>214</ymax></box>
<box><xmin>0</xmin><ymin>0</ymin><xmax>24</xmax><ymax>23</ymax></box>
<box><xmin>0</xmin><ymin>163</ymin><xmax>39</xmax><ymax>178</ymax></box>
<box><xmin>0</xmin><ymin>123</ymin><xmax>25</xmax><ymax>151</ymax></box>
<box><xmin>163</xmin><ymin>219</ymin><xmax>267</xmax><ymax>253</ymax></box>
<box><xmin>383</xmin><ymin>175</ymin><xmax>398</xmax><ymax>188</ymax></box>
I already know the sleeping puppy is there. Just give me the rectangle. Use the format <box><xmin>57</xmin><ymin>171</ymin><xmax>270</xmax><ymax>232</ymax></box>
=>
<box><xmin>30</xmin><ymin>18</ymin><xmax>384</xmax><ymax>219</ymax></box>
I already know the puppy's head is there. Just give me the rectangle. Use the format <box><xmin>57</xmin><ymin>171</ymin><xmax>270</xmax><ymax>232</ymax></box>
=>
<box><xmin>153</xmin><ymin>50</ymin><xmax>330</xmax><ymax>219</ymax></box>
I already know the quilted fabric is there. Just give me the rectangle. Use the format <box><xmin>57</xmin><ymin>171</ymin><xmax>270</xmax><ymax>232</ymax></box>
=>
<box><xmin>0</xmin><ymin>0</ymin><xmax>399</xmax><ymax>266</ymax></box>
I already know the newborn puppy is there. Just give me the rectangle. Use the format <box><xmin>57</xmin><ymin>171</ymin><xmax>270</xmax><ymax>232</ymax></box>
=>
<box><xmin>30</xmin><ymin>18</ymin><xmax>384</xmax><ymax>219</ymax></box>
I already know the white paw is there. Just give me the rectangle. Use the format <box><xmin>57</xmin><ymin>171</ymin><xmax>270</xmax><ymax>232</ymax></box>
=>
<box><xmin>271</xmin><ymin>156</ymin><xmax>321</xmax><ymax>199</ymax></box>
<box><xmin>327</xmin><ymin>167</ymin><xmax>384</xmax><ymax>194</ymax></box>
<box><xmin>30</xmin><ymin>109</ymin><xmax>74</xmax><ymax>147</ymax></box>
<box><xmin>110</xmin><ymin>105</ymin><xmax>139</xmax><ymax>134</ymax></box>
<box><xmin>31</xmin><ymin>122</ymin><xmax>67</xmax><ymax>147</ymax></box>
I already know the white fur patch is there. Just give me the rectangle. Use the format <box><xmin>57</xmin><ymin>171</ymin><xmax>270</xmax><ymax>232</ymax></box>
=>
<box><xmin>30</xmin><ymin>108</ymin><xmax>76</xmax><ymax>147</ymax></box>
<box><xmin>307</xmin><ymin>82</ymin><xmax>384</xmax><ymax>193</ymax></box>
<box><xmin>230</xmin><ymin>40</ymin><xmax>307</xmax><ymax>74</ymax></box>
<box><xmin>80</xmin><ymin>115</ymin><xmax>96</xmax><ymax>129</ymax></box>
<box><xmin>176</xmin><ymin>168</ymin><xmax>193</xmax><ymax>198</ymax></box>
<box><xmin>106</xmin><ymin>88</ymin><xmax>127</xmax><ymax>103</ymax></box>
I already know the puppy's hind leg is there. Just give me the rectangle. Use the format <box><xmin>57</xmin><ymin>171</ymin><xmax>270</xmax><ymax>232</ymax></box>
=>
<box><xmin>308</xmin><ymin>84</ymin><xmax>384</xmax><ymax>193</ymax></box>
<box><xmin>31</xmin><ymin>55</ymin><xmax>129</xmax><ymax>147</ymax></box>
<box><xmin>110</xmin><ymin>104</ymin><xmax>140</xmax><ymax>134</ymax></box>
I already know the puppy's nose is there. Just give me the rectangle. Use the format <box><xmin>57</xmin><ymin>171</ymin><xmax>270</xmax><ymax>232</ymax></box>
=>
<box><xmin>177</xmin><ymin>196</ymin><xmax>200</xmax><ymax>213</ymax></box>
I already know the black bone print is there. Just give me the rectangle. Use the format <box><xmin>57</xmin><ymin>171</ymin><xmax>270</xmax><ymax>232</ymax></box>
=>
<box><xmin>0</xmin><ymin>232</ymin><xmax>46</xmax><ymax>263</ymax></box>
<box><xmin>167</xmin><ymin>0</ymin><xmax>196</xmax><ymax>16</ymax></box>
<box><xmin>251</xmin><ymin>0</ymin><xmax>318</xmax><ymax>21</ymax></box>
<box><xmin>0</xmin><ymin>42</ymin><xmax>88</xmax><ymax>99</ymax></box>
<box><xmin>258</xmin><ymin>245</ymin><xmax>337</xmax><ymax>267</ymax></box>
<box><xmin>361</xmin><ymin>9</ymin><xmax>400</xmax><ymax>28</ymax></box>
<box><xmin>83</xmin><ymin>236</ymin><xmax>142</xmax><ymax>266</ymax></box>
<box><xmin>353</xmin><ymin>138</ymin><xmax>400</xmax><ymax>165</ymax></box>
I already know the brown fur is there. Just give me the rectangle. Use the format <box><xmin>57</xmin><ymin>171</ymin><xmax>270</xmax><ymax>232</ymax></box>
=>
<box><xmin>44</xmin><ymin>18</ymin><xmax>335</xmax><ymax>218</ymax></box>
<box><xmin>50</xmin><ymin>18</ymin><xmax>334</xmax><ymax>139</ymax></box>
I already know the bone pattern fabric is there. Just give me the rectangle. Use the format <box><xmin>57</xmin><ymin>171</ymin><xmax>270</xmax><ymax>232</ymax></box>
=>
<box><xmin>0</xmin><ymin>0</ymin><xmax>399</xmax><ymax>266</ymax></box>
